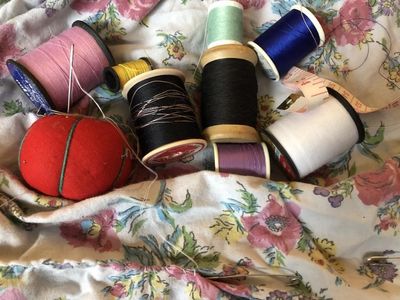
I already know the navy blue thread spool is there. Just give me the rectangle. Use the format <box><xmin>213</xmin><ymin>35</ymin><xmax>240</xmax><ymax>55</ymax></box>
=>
<box><xmin>200</xmin><ymin>44</ymin><xmax>260</xmax><ymax>142</ymax></box>
<box><xmin>122</xmin><ymin>68</ymin><xmax>207</xmax><ymax>166</ymax></box>
<box><xmin>248</xmin><ymin>5</ymin><xmax>325</xmax><ymax>81</ymax></box>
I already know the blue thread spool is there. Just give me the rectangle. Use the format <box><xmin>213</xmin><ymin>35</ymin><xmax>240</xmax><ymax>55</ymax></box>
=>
<box><xmin>248</xmin><ymin>5</ymin><xmax>325</xmax><ymax>80</ymax></box>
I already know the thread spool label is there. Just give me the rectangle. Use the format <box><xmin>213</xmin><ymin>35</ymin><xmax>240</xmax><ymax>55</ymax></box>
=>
<box><xmin>146</xmin><ymin>143</ymin><xmax>205</xmax><ymax>165</ymax></box>
<box><xmin>7</xmin><ymin>61</ymin><xmax>52</xmax><ymax>113</ymax></box>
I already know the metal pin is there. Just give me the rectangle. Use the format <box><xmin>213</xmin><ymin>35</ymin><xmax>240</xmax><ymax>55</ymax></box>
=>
<box><xmin>364</xmin><ymin>251</ymin><xmax>400</xmax><ymax>266</ymax></box>
<box><xmin>204</xmin><ymin>272</ymin><xmax>301</xmax><ymax>286</ymax></box>
<box><xmin>278</xmin><ymin>93</ymin><xmax>302</xmax><ymax>110</ymax></box>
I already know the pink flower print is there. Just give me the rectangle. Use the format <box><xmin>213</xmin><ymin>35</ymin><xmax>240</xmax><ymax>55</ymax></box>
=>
<box><xmin>115</xmin><ymin>0</ymin><xmax>160</xmax><ymax>21</ymax></box>
<box><xmin>166</xmin><ymin>266</ymin><xmax>220</xmax><ymax>300</ymax></box>
<box><xmin>0</xmin><ymin>23</ymin><xmax>22</xmax><ymax>77</ymax></box>
<box><xmin>329</xmin><ymin>0</ymin><xmax>374</xmax><ymax>46</ymax></box>
<box><xmin>60</xmin><ymin>209</ymin><xmax>121</xmax><ymax>252</ymax></box>
<box><xmin>70</xmin><ymin>0</ymin><xmax>109</xmax><ymax>12</ymax></box>
<box><xmin>235</xmin><ymin>0</ymin><xmax>266</xmax><ymax>9</ymax></box>
<box><xmin>242</xmin><ymin>196</ymin><xmax>302</xmax><ymax>254</ymax></box>
<box><xmin>0</xmin><ymin>288</ymin><xmax>27</xmax><ymax>300</ymax></box>
<box><xmin>109</xmin><ymin>282</ymin><xmax>129</xmax><ymax>298</ymax></box>
<box><xmin>354</xmin><ymin>159</ymin><xmax>400</xmax><ymax>206</ymax></box>
<box><xmin>378</xmin><ymin>216</ymin><xmax>397</xmax><ymax>231</ymax></box>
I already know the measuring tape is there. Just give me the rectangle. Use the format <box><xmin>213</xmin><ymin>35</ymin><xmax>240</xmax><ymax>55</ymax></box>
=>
<box><xmin>282</xmin><ymin>67</ymin><xmax>400</xmax><ymax>113</ymax></box>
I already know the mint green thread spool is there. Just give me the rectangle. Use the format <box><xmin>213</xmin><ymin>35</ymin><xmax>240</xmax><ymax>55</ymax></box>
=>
<box><xmin>207</xmin><ymin>1</ymin><xmax>243</xmax><ymax>49</ymax></box>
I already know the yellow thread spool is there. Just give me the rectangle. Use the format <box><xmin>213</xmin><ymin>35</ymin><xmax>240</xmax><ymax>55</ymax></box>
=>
<box><xmin>103</xmin><ymin>58</ymin><xmax>152</xmax><ymax>92</ymax></box>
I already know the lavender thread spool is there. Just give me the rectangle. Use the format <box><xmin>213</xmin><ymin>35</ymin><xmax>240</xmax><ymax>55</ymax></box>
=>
<box><xmin>213</xmin><ymin>143</ymin><xmax>270</xmax><ymax>178</ymax></box>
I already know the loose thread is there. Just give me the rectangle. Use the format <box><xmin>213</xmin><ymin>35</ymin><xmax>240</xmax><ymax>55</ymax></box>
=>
<box><xmin>67</xmin><ymin>44</ymin><xmax>74</xmax><ymax>114</ymax></box>
<box><xmin>49</xmin><ymin>45</ymin><xmax>159</xmax><ymax>201</ymax></box>
<box><xmin>9</xmin><ymin>24</ymin><xmax>112</xmax><ymax>112</ymax></box>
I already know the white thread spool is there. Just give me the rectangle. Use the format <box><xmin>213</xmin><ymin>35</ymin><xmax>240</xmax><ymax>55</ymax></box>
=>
<box><xmin>265</xmin><ymin>94</ymin><xmax>364</xmax><ymax>179</ymax></box>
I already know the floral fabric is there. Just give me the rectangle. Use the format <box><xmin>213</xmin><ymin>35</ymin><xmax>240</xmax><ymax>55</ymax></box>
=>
<box><xmin>0</xmin><ymin>0</ymin><xmax>400</xmax><ymax>299</ymax></box>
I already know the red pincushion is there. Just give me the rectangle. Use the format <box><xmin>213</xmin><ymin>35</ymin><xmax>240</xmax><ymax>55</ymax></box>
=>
<box><xmin>19</xmin><ymin>115</ymin><xmax>135</xmax><ymax>201</ymax></box>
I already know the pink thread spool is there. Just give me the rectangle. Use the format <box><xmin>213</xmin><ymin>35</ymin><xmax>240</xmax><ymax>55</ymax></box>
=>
<box><xmin>7</xmin><ymin>21</ymin><xmax>114</xmax><ymax>114</ymax></box>
<box><xmin>213</xmin><ymin>143</ymin><xmax>271</xmax><ymax>178</ymax></box>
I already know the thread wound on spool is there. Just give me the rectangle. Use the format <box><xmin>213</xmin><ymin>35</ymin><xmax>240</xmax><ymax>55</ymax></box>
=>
<box><xmin>213</xmin><ymin>143</ymin><xmax>270</xmax><ymax>178</ymax></box>
<box><xmin>7</xmin><ymin>21</ymin><xmax>114</xmax><ymax>113</ymax></box>
<box><xmin>248</xmin><ymin>5</ymin><xmax>325</xmax><ymax>80</ymax></box>
<box><xmin>200</xmin><ymin>45</ymin><xmax>259</xmax><ymax>142</ymax></box>
<box><xmin>206</xmin><ymin>0</ymin><xmax>244</xmax><ymax>49</ymax></box>
<box><xmin>123</xmin><ymin>69</ymin><xmax>206</xmax><ymax>165</ymax></box>
<box><xmin>265</xmin><ymin>92</ymin><xmax>364</xmax><ymax>179</ymax></box>
<box><xmin>103</xmin><ymin>58</ymin><xmax>152</xmax><ymax>92</ymax></box>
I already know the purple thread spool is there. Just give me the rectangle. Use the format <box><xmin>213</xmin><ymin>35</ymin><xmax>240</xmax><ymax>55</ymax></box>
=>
<box><xmin>213</xmin><ymin>143</ymin><xmax>270</xmax><ymax>178</ymax></box>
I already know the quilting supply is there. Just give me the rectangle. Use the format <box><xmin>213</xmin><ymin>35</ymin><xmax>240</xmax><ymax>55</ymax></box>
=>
<box><xmin>7</xmin><ymin>21</ymin><xmax>114</xmax><ymax>113</ymax></box>
<box><xmin>103</xmin><ymin>58</ymin><xmax>152</xmax><ymax>93</ymax></box>
<box><xmin>364</xmin><ymin>251</ymin><xmax>400</xmax><ymax>266</ymax></box>
<box><xmin>248</xmin><ymin>5</ymin><xmax>325</xmax><ymax>80</ymax></box>
<box><xmin>206</xmin><ymin>0</ymin><xmax>243</xmax><ymax>49</ymax></box>
<box><xmin>19</xmin><ymin>115</ymin><xmax>135</xmax><ymax>201</ymax></box>
<box><xmin>122</xmin><ymin>68</ymin><xmax>207</xmax><ymax>165</ymax></box>
<box><xmin>283</xmin><ymin>66</ymin><xmax>400</xmax><ymax>113</ymax></box>
<box><xmin>213</xmin><ymin>143</ymin><xmax>270</xmax><ymax>178</ymax></box>
<box><xmin>264</xmin><ymin>91</ymin><xmax>365</xmax><ymax>179</ymax></box>
<box><xmin>200</xmin><ymin>44</ymin><xmax>260</xmax><ymax>142</ymax></box>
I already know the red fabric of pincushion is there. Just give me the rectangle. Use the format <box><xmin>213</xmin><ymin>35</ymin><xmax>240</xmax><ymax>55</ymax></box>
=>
<box><xmin>19</xmin><ymin>115</ymin><xmax>77</xmax><ymax>197</ymax></box>
<box><xmin>61</xmin><ymin>118</ymin><xmax>132</xmax><ymax>200</ymax></box>
<box><xmin>19</xmin><ymin>115</ymin><xmax>134</xmax><ymax>201</ymax></box>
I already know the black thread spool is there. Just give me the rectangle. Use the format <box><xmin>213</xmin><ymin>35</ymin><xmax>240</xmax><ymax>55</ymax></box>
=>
<box><xmin>122</xmin><ymin>68</ymin><xmax>207</xmax><ymax>165</ymax></box>
<box><xmin>200</xmin><ymin>44</ymin><xmax>260</xmax><ymax>142</ymax></box>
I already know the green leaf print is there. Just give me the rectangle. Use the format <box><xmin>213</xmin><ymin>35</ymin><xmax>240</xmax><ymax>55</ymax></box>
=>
<box><xmin>210</xmin><ymin>209</ymin><xmax>245</xmax><ymax>244</ymax></box>
<box><xmin>2</xmin><ymin>100</ymin><xmax>24</xmax><ymax>116</ymax></box>
<box><xmin>210</xmin><ymin>181</ymin><xmax>259</xmax><ymax>244</ymax></box>
<box><xmin>103</xmin><ymin>268</ymin><xmax>170</xmax><ymax>300</ymax></box>
<box><xmin>168</xmin><ymin>190</ymin><xmax>192</xmax><ymax>213</ymax></box>
<box><xmin>130</xmin><ymin>219</ymin><xmax>147</xmax><ymax>236</ymax></box>
<box><xmin>0</xmin><ymin>176</ymin><xmax>9</xmax><ymax>189</ymax></box>
<box><xmin>357</xmin><ymin>123</ymin><xmax>385</xmax><ymax>163</ymax></box>
<box><xmin>265</xmin><ymin>181</ymin><xmax>303</xmax><ymax>201</ymax></box>
<box><xmin>124</xmin><ymin>245</ymin><xmax>155</xmax><ymax>266</ymax></box>
<box><xmin>264</xmin><ymin>246</ymin><xmax>286</xmax><ymax>266</ymax></box>
<box><xmin>231</xmin><ymin>181</ymin><xmax>259</xmax><ymax>214</ymax></box>
<box><xmin>87</xmin><ymin>3</ymin><xmax>126</xmax><ymax>42</ymax></box>
<box><xmin>363</xmin><ymin>122</ymin><xmax>385</xmax><ymax>147</ymax></box>
<box><xmin>116</xmin><ymin>185</ymin><xmax>193</xmax><ymax>236</ymax></box>
<box><xmin>123</xmin><ymin>226</ymin><xmax>220</xmax><ymax>271</ymax></box>
<box><xmin>163</xmin><ymin>226</ymin><xmax>220</xmax><ymax>269</ymax></box>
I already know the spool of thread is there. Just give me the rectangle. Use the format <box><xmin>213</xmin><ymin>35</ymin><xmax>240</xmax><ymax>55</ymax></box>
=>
<box><xmin>200</xmin><ymin>44</ymin><xmax>260</xmax><ymax>143</ymax></box>
<box><xmin>264</xmin><ymin>90</ymin><xmax>365</xmax><ymax>179</ymax></box>
<box><xmin>122</xmin><ymin>68</ymin><xmax>207</xmax><ymax>165</ymax></box>
<box><xmin>213</xmin><ymin>143</ymin><xmax>270</xmax><ymax>178</ymax></box>
<box><xmin>206</xmin><ymin>0</ymin><xmax>243</xmax><ymax>49</ymax></box>
<box><xmin>248</xmin><ymin>5</ymin><xmax>325</xmax><ymax>80</ymax></box>
<box><xmin>103</xmin><ymin>58</ymin><xmax>152</xmax><ymax>92</ymax></box>
<box><xmin>7</xmin><ymin>21</ymin><xmax>114</xmax><ymax>113</ymax></box>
